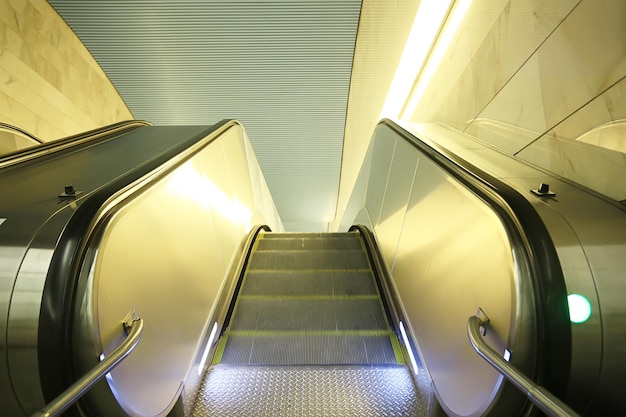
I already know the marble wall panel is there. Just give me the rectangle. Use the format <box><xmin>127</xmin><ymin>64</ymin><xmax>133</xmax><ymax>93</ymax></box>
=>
<box><xmin>549</xmin><ymin>76</ymin><xmax>626</xmax><ymax>153</ymax></box>
<box><xmin>411</xmin><ymin>0</ymin><xmax>510</xmax><ymax>124</ymax></box>
<box><xmin>516</xmin><ymin>135</ymin><xmax>626</xmax><ymax>202</ymax></box>
<box><xmin>537</xmin><ymin>0</ymin><xmax>626</xmax><ymax>133</ymax></box>
<box><xmin>337</xmin><ymin>0</ymin><xmax>421</xmax><ymax>229</ymax></box>
<box><xmin>471</xmin><ymin>54</ymin><xmax>547</xmax><ymax>141</ymax></box>
<box><xmin>0</xmin><ymin>0</ymin><xmax>132</xmax><ymax>141</ymax></box>
<box><xmin>412</xmin><ymin>0</ymin><xmax>580</xmax><ymax>129</ymax></box>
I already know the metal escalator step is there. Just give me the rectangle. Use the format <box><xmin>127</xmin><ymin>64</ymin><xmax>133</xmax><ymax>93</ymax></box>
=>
<box><xmin>256</xmin><ymin>233</ymin><xmax>362</xmax><ymax>250</ymax></box>
<box><xmin>192</xmin><ymin>365</ymin><xmax>428</xmax><ymax>417</ymax></box>
<box><xmin>260</xmin><ymin>232</ymin><xmax>356</xmax><ymax>239</ymax></box>
<box><xmin>241</xmin><ymin>270</ymin><xmax>377</xmax><ymax>296</ymax></box>
<box><xmin>219</xmin><ymin>334</ymin><xmax>398</xmax><ymax>365</ymax></box>
<box><xmin>230</xmin><ymin>298</ymin><xmax>388</xmax><ymax>331</ymax></box>
<box><xmin>247</xmin><ymin>249</ymin><xmax>370</xmax><ymax>270</ymax></box>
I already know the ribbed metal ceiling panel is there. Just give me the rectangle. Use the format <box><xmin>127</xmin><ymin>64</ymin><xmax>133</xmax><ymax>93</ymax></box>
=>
<box><xmin>49</xmin><ymin>1</ymin><xmax>362</xmax><ymax>231</ymax></box>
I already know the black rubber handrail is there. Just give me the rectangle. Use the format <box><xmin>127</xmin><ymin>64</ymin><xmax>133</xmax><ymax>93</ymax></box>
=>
<box><xmin>0</xmin><ymin>120</ymin><xmax>151</xmax><ymax>168</ymax></box>
<box><xmin>349</xmin><ymin>225</ymin><xmax>401</xmax><ymax>331</ymax></box>
<box><xmin>377</xmin><ymin>119</ymin><xmax>571</xmax><ymax>400</ymax></box>
<box><xmin>220</xmin><ymin>224</ymin><xmax>271</xmax><ymax>333</ymax></box>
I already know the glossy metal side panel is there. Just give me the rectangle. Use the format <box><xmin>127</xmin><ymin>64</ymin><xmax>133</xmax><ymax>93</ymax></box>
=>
<box><xmin>376</xmin><ymin>137</ymin><xmax>419</xmax><ymax>273</ymax></box>
<box><xmin>527</xmin><ymin>200</ymin><xmax>602</xmax><ymax>413</ymax></box>
<box><xmin>3</xmin><ymin>209</ymin><xmax>78</xmax><ymax>416</ymax></box>
<box><xmin>529</xmin><ymin>185</ymin><xmax>625</xmax><ymax>414</ymax></box>
<box><xmin>1</xmin><ymin>123</ymin><xmax>217</xmax><ymax>416</ymax></box>
<box><xmin>411</xmin><ymin>122</ymin><xmax>625</xmax><ymax>413</ymax></box>
<box><xmin>335</xmin><ymin>142</ymin><xmax>374</xmax><ymax>232</ymax></box>
<box><xmin>338</xmin><ymin>123</ymin><xmax>535</xmax><ymax>417</ymax></box>
<box><xmin>0</xmin><ymin>243</ymin><xmax>29</xmax><ymax>416</ymax></box>
<box><xmin>7</xmin><ymin>248</ymin><xmax>54</xmax><ymax>412</ymax></box>
<box><xmin>72</xmin><ymin>124</ymin><xmax>282</xmax><ymax>417</ymax></box>
<box><xmin>392</xmin><ymin>156</ymin><xmax>520</xmax><ymax>417</ymax></box>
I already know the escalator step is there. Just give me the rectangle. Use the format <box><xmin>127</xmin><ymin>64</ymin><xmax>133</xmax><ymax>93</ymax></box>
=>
<box><xmin>256</xmin><ymin>234</ymin><xmax>362</xmax><ymax>250</ymax></box>
<box><xmin>247</xmin><ymin>249</ymin><xmax>370</xmax><ymax>270</ymax></box>
<box><xmin>192</xmin><ymin>365</ymin><xmax>429</xmax><ymax>417</ymax></box>
<box><xmin>219</xmin><ymin>334</ymin><xmax>399</xmax><ymax>365</ymax></box>
<box><xmin>230</xmin><ymin>298</ymin><xmax>389</xmax><ymax>331</ymax></box>
<box><xmin>259</xmin><ymin>232</ymin><xmax>355</xmax><ymax>240</ymax></box>
<box><xmin>241</xmin><ymin>270</ymin><xmax>377</xmax><ymax>297</ymax></box>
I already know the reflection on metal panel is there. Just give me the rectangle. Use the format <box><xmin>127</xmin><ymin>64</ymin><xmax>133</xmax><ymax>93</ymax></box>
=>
<box><xmin>341</xmin><ymin>122</ymin><xmax>525</xmax><ymax>416</ymax></box>
<box><xmin>392</xmin><ymin>155</ymin><xmax>513</xmax><ymax>416</ymax></box>
<box><xmin>72</xmin><ymin>124</ymin><xmax>282</xmax><ymax>416</ymax></box>
<box><xmin>346</xmin><ymin>120</ymin><xmax>626</xmax><ymax>415</ymax></box>
<box><xmin>338</xmin><ymin>121</ymin><xmax>547</xmax><ymax>417</ymax></box>
<box><xmin>410</xmin><ymin>122</ymin><xmax>626</xmax><ymax>414</ymax></box>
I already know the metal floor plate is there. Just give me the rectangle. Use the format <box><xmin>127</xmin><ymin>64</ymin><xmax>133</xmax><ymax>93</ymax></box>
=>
<box><xmin>219</xmin><ymin>334</ymin><xmax>399</xmax><ymax>365</ymax></box>
<box><xmin>192</xmin><ymin>365</ymin><xmax>431</xmax><ymax>417</ymax></box>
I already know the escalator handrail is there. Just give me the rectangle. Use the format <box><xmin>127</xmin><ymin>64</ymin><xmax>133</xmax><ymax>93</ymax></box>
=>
<box><xmin>378</xmin><ymin>118</ymin><xmax>570</xmax><ymax>397</ymax></box>
<box><xmin>37</xmin><ymin>119</ymin><xmax>234</xmax><ymax>403</ymax></box>
<box><xmin>220</xmin><ymin>224</ymin><xmax>272</xmax><ymax>332</ymax></box>
<box><xmin>349</xmin><ymin>225</ymin><xmax>401</xmax><ymax>329</ymax></box>
<box><xmin>31</xmin><ymin>312</ymin><xmax>144</xmax><ymax>417</ymax></box>
<box><xmin>467</xmin><ymin>315</ymin><xmax>579</xmax><ymax>417</ymax></box>
<box><xmin>0</xmin><ymin>120</ymin><xmax>151</xmax><ymax>169</ymax></box>
<box><xmin>0</xmin><ymin>122</ymin><xmax>43</xmax><ymax>144</ymax></box>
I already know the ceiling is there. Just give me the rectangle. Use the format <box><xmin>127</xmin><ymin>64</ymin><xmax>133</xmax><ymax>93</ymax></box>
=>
<box><xmin>49</xmin><ymin>0</ymin><xmax>362</xmax><ymax>232</ymax></box>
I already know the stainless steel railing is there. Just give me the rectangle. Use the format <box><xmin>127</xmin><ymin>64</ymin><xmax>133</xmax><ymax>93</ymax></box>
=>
<box><xmin>32</xmin><ymin>312</ymin><xmax>144</xmax><ymax>417</ymax></box>
<box><xmin>467</xmin><ymin>315</ymin><xmax>579</xmax><ymax>417</ymax></box>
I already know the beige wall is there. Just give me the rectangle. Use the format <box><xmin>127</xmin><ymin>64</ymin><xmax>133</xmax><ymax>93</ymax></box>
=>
<box><xmin>409</xmin><ymin>0</ymin><xmax>626</xmax><ymax>201</ymax></box>
<box><xmin>0</xmin><ymin>0</ymin><xmax>132</xmax><ymax>142</ymax></box>
<box><xmin>337</xmin><ymin>0</ymin><xmax>423</xmax><ymax>228</ymax></box>
<box><xmin>337</xmin><ymin>0</ymin><xmax>626</xmax><ymax>227</ymax></box>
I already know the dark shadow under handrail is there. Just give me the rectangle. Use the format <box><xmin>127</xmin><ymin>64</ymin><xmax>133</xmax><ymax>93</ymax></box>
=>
<box><xmin>467</xmin><ymin>315</ymin><xmax>579</xmax><ymax>417</ymax></box>
<box><xmin>32</xmin><ymin>312</ymin><xmax>144</xmax><ymax>417</ymax></box>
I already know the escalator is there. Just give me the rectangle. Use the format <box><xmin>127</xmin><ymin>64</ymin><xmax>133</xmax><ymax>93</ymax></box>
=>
<box><xmin>2</xmin><ymin>118</ymin><xmax>623</xmax><ymax>417</ymax></box>
<box><xmin>191</xmin><ymin>231</ymin><xmax>433</xmax><ymax>416</ymax></box>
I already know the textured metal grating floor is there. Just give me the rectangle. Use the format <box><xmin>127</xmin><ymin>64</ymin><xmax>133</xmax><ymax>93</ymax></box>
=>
<box><xmin>192</xmin><ymin>232</ymin><xmax>433</xmax><ymax>416</ymax></box>
<box><xmin>219</xmin><ymin>334</ymin><xmax>398</xmax><ymax>365</ymax></box>
<box><xmin>192</xmin><ymin>366</ymin><xmax>429</xmax><ymax>417</ymax></box>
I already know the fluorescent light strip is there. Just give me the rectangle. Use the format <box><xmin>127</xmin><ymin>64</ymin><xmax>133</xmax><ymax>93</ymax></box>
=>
<box><xmin>401</xmin><ymin>0</ymin><xmax>473</xmax><ymax>120</ymax></box>
<box><xmin>198</xmin><ymin>322</ymin><xmax>218</xmax><ymax>375</ymax></box>
<box><xmin>380</xmin><ymin>0</ymin><xmax>453</xmax><ymax>120</ymax></box>
<box><xmin>399</xmin><ymin>321</ymin><xmax>419</xmax><ymax>374</ymax></box>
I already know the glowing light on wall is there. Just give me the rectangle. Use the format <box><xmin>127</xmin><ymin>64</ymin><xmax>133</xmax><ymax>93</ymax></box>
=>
<box><xmin>503</xmin><ymin>349</ymin><xmax>511</xmax><ymax>362</ymax></box>
<box><xmin>399</xmin><ymin>321</ymin><xmax>419</xmax><ymax>374</ymax></box>
<box><xmin>380</xmin><ymin>0</ymin><xmax>454</xmax><ymax>119</ymax></box>
<box><xmin>198</xmin><ymin>322</ymin><xmax>218</xmax><ymax>375</ymax></box>
<box><xmin>401</xmin><ymin>0</ymin><xmax>473</xmax><ymax>120</ymax></box>
<box><xmin>567</xmin><ymin>294</ymin><xmax>592</xmax><ymax>323</ymax></box>
<box><xmin>166</xmin><ymin>163</ymin><xmax>252</xmax><ymax>228</ymax></box>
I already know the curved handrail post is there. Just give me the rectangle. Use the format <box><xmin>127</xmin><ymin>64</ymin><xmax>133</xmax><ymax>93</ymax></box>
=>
<box><xmin>467</xmin><ymin>315</ymin><xmax>579</xmax><ymax>417</ymax></box>
<box><xmin>32</xmin><ymin>312</ymin><xmax>144</xmax><ymax>417</ymax></box>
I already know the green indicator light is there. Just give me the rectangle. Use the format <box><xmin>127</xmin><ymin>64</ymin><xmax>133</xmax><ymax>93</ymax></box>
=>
<box><xmin>567</xmin><ymin>294</ymin><xmax>592</xmax><ymax>323</ymax></box>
